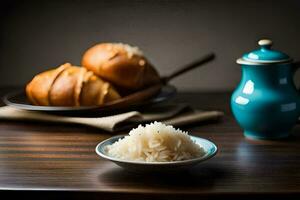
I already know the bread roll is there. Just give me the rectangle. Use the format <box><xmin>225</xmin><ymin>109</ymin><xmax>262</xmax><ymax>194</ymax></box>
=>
<box><xmin>81</xmin><ymin>43</ymin><xmax>160</xmax><ymax>91</ymax></box>
<box><xmin>26</xmin><ymin>63</ymin><xmax>121</xmax><ymax>106</ymax></box>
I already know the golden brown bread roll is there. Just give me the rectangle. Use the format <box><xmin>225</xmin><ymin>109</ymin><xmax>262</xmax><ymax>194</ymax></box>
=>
<box><xmin>26</xmin><ymin>63</ymin><xmax>121</xmax><ymax>106</ymax></box>
<box><xmin>26</xmin><ymin>63</ymin><xmax>69</xmax><ymax>106</ymax></box>
<box><xmin>81</xmin><ymin>43</ymin><xmax>161</xmax><ymax>91</ymax></box>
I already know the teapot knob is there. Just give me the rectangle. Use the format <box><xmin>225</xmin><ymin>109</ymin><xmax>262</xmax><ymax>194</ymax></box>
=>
<box><xmin>258</xmin><ymin>39</ymin><xmax>273</xmax><ymax>49</ymax></box>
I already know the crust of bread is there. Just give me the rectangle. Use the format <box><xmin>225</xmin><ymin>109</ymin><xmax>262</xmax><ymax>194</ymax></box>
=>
<box><xmin>26</xmin><ymin>63</ymin><xmax>121</xmax><ymax>107</ymax></box>
<box><xmin>25</xmin><ymin>63</ymin><xmax>70</xmax><ymax>106</ymax></box>
<box><xmin>82</xmin><ymin>43</ymin><xmax>160</xmax><ymax>91</ymax></box>
<box><xmin>49</xmin><ymin>66</ymin><xmax>82</xmax><ymax>106</ymax></box>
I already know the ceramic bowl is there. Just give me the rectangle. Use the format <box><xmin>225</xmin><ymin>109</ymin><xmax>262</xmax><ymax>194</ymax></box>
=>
<box><xmin>95</xmin><ymin>135</ymin><xmax>218</xmax><ymax>172</ymax></box>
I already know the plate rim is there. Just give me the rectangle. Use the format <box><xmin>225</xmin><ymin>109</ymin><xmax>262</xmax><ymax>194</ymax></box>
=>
<box><xmin>95</xmin><ymin>134</ymin><xmax>218</xmax><ymax>165</ymax></box>
<box><xmin>3</xmin><ymin>90</ymin><xmax>100</xmax><ymax>111</ymax></box>
<box><xmin>2</xmin><ymin>85</ymin><xmax>177</xmax><ymax>112</ymax></box>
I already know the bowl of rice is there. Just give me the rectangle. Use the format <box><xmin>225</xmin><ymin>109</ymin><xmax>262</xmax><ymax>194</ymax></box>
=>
<box><xmin>95</xmin><ymin>122</ymin><xmax>217</xmax><ymax>172</ymax></box>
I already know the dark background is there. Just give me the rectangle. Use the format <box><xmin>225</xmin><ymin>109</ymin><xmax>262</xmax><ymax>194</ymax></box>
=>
<box><xmin>1</xmin><ymin>0</ymin><xmax>300</xmax><ymax>91</ymax></box>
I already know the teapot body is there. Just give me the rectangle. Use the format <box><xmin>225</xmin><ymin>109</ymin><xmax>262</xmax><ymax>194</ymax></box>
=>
<box><xmin>231</xmin><ymin>63</ymin><xmax>300</xmax><ymax>139</ymax></box>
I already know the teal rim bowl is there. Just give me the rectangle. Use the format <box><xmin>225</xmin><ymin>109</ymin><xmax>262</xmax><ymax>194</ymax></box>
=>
<box><xmin>95</xmin><ymin>135</ymin><xmax>218</xmax><ymax>172</ymax></box>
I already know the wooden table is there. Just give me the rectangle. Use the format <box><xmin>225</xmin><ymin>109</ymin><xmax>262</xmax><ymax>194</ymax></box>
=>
<box><xmin>0</xmin><ymin>88</ymin><xmax>299</xmax><ymax>199</ymax></box>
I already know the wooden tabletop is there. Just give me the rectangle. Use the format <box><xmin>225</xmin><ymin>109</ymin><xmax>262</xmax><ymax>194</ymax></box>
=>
<box><xmin>0</xmin><ymin>88</ymin><xmax>299</xmax><ymax>199</ymax></box>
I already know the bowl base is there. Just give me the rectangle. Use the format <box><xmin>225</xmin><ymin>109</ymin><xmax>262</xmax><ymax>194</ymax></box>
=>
<box><xmin>244</xmin><ymin>130</ymin><xmax>290</xmax><ymax>140</ymax></box>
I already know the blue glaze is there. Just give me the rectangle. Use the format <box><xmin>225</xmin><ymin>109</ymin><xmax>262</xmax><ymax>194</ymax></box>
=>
<box><xmin>232</xmin><ymin>39</ymin><xmax>299</xmax><ymax>139</ymax></box>
<box><xmin>242</xmin><ymin>47</ymin><xmax>290</xmax><ymax>62</ymax></box>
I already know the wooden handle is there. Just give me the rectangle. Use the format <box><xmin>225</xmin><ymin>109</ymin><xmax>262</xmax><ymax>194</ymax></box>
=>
<box><xmin>161</xmin><ymin>53</ymin><xmax>215</xmax><ymax>84</ymax></box>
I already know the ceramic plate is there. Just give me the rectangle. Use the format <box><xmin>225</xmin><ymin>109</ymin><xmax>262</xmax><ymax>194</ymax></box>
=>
<box><xmin>95</xmin><ymin>135</ymin><xmax>218</xmax><ymax>172</ymax></box>
<box><xmin>3</xmin><ymin>85</ymin><xmax>176</xmax><ymax>116</ymax></box>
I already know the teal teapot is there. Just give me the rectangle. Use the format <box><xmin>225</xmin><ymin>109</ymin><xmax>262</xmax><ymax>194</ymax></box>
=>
<box><xmin>231</xmin><ymin>39</ymin><xmax>300</xmax><ymax>139</ymax></box>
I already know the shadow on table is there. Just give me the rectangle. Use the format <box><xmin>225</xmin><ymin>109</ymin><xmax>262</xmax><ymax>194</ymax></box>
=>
<box><xmin>98</xmin><ymin>162</ymin><xmax>229</xmax><ymax>190</ymax></box>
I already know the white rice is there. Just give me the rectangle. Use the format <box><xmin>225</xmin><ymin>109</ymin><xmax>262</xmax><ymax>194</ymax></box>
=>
<box><xmin>105</xmin><ymin>122</ymin><xmax>205</xmax><ymax>162</ymax></box>
<box><xmin>114</xmin><ymin>43</ymin><xmax>143</xmax><ymax>58</ymax></box>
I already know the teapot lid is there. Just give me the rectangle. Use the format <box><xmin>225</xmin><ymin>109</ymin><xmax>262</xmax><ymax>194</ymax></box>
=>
<box><xmin>237</xmin><ymin>39</ymin><xmax>292</xmax><ymax>65</ymax></box>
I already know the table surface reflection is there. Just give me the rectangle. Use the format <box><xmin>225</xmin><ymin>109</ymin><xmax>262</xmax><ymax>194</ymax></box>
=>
<box><xmin>0</xmin><ymin>88</ymin><xmax>299</xmax><ymax>199</ymax></box>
